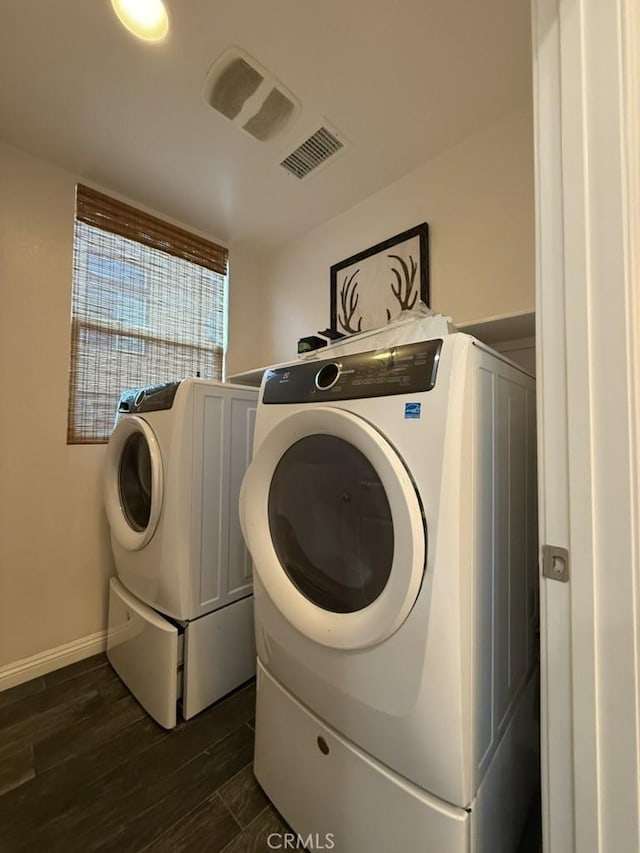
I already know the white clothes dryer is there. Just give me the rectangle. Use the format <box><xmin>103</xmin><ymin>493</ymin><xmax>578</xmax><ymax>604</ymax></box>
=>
<box><xmin>104</xmin><ymin>378</ymin><xmax>258</xmax><ymax>728</ymax></box>
<box><xmin>240</xmin><ymin>324</ymin><xmax>539</xmax><ymax>853</ymax></box>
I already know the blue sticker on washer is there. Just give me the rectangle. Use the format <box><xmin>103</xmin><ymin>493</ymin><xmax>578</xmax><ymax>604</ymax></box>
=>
<box><xmin>404</xmin><ymin>402</ymin><xmax>421</xmax><ymax>419</ymax></box>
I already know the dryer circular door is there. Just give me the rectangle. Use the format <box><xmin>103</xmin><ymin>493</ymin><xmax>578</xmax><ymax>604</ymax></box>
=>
<box><xmin>104</xmin><ymin>415</ymin><xmax>164</xmax><ymax>551</ymax></box>
<box><xmin>240</xmin><ymin>407</ymin><xmax>426</xmax><ymax>650</ymax></box>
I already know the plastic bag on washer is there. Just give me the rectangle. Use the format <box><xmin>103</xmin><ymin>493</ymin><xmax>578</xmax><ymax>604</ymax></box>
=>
<box><xmin>302</xmin><ymin>301</ymin><xmax>456</xmax><ymax>360</ymax></box>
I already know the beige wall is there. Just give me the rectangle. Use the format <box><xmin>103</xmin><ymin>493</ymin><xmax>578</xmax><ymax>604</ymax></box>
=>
<box><xmin>0</xmin><ymin>142</ymin><xmax>246</xmax><ymax>673</ymax></box>
<box><xmin>228</xmin><ymin>105</ymin><xmax>534</xmax><ymax>369</ymax></box>
<box><xmin>225</xmin><ymin>247</ymin><xmax>268</xmax><ymax>377</ymax></box>
<box><xmin>0</xmin><ymin>142</ymin><xmax>114</xmax><ymax>668</ymax></box>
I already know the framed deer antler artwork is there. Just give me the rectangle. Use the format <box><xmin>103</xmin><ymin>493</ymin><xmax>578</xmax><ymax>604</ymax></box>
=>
<box><xmin>329</xmin><ymin>223</ymin><xmax>430</xmax><ymax>337</ymax></box>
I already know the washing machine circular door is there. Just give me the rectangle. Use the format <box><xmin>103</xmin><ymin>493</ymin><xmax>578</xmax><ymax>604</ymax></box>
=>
<box><xmin>104</xmin><ymin>415</ymin><xmax>164</xmax><ymax>551</ymax></box>
<box><xmin>240</xmin><ymin>406</ymin><xmax>426</xmax><ymax>650</ymax></box>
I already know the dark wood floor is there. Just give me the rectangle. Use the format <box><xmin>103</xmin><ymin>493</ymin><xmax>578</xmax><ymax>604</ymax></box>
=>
<box><xmin>0</xmin><ymin>655</ymin><xmax>288</xmax><ymax>852</ymax></box>
<box><xmin>0</xmin><ymin>654</ymin><xmax>541</xmax><ymax>852</ymax></box>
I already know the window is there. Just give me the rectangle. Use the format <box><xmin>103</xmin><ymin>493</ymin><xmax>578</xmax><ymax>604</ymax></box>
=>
<box><xmin>67</xmin><ymin>185</ymin><xmax>227</xmax><ymax>443</ymax></box>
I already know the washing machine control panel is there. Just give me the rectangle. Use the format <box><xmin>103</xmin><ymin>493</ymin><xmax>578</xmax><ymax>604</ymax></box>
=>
<box><xmin>263</xmin><ymin>339</ymin><xmax>442</xmax><ymax>404</ymax></box>
<box><xmin>117</xmin><ymin>381</ymin><xmax>181</xmax><ymax>414</ymax></box>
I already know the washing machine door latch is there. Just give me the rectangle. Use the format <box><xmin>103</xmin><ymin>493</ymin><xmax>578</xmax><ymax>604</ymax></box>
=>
<box><xmin>542</xmin><ymin>544</ymin><xmax>570</xmax><ymax>582</ymax></box>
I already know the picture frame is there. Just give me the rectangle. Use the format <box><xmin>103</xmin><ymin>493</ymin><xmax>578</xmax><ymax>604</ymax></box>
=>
<box><xmin>329</xmin><ymin>223</ymin><xmax>430</xmax><ymax>337</ymax></box>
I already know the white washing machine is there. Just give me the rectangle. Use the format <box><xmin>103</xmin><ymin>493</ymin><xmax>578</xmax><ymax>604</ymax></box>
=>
<box><xmin>240</xmin><ymin>320</ymin><xmax>539</xmax><ymax>852</ymax></box>
<box><xmin>104</xmin><ymin>378</ymin><xmax>258</xmax><ymax>729</ymax></box>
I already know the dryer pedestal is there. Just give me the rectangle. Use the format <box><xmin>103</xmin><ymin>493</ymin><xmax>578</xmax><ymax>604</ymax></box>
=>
<box><xmin>254</xmin><ymin>660</ymin><xmax>469</xmax><ymax>852</ymax></box>
<box><xmin>254</xmin><ymin>660</ymin><xmax>539</xmax><ymax>853</ymax></box>
<box><xmin>107</xmin><ymin>578</ymin><xmax>256</xmax><ymax>729</ymax></box>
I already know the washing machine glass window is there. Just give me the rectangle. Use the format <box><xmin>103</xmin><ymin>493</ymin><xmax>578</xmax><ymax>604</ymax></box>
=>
<box><xmin>268</xmin><ymin>434</ymin><xmax>394</xmax><ymax>613</ymax></box>
<box><xmin>242</xmin><ymin>406</ymin><xmax>426</xmax><ymax>649</ymax></box>
<box><xmin>119</xmin><ymin>432</ymin><xmax>153</xmax><ymax>531</ymax></box>
<box><xmin>104</xmin><ymin>414</ymin><xmax>163</xmax><ymax>551</ymax></box>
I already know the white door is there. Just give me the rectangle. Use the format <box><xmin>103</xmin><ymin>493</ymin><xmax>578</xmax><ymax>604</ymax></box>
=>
<box><xmin>532</xmin><ymin>0</ymin><xmax>640</xmax><ymax>850</ymax></box>
<box><xmin>240</xmin><ymin>406</ymin><xmax>426</xmax><ymax>650</ymax></box>
<box><xmin>103</xmin><ymin>415</ymin><xmax>164</xmax><ymax>550</ymax></box>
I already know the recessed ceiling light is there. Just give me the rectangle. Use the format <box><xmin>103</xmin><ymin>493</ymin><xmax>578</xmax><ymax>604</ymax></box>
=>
<box><xmin>111</xmin><ymin>0</ymin><xmax>169</xmax><ymax>43</ymax></box>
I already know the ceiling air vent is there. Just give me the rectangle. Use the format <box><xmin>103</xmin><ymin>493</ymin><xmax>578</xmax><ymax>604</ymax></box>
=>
<box><xmin>280</xmin><ymin>126</ymin><xmax>345</xmax><ymax>179</ymax></box>
<box><xmin>208</xmin><ymin>57</ymin><xmax>263</xmax><ymax>121</ymax></box>
<box><xmin>204</xmin><ymin>48</ymin><xmax>300</xmax><ymax>142</ymax></box>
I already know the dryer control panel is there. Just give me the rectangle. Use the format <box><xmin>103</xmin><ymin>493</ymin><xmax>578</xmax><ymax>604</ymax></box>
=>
<box><xmin>117</xmin><ymin>381</ymin><xmax>181</xmax><ymax>414</ymax></box>
<box><xmin>263</xmin><ymin>339</ymin><xmax>442</xmax><ymax>404</ymax></box>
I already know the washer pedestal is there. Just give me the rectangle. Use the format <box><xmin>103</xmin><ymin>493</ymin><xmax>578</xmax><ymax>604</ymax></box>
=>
<box><xmin>107</xmin><ymin>578</ymin><xmax>256</xmax><ymax>728</ymax></box>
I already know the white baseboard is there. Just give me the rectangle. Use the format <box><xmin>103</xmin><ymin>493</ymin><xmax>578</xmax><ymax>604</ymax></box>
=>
<box><xmin>0</xmin><ymin>629</ymin><xmax>108</xmax><ymax>692</ymax></box>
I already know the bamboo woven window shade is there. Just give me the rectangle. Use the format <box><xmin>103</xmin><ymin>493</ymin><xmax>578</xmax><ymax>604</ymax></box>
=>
<box><xmin>67</xmin><ymin>185</ymin><xmax>228</xmax><ymax>444</ymax></box>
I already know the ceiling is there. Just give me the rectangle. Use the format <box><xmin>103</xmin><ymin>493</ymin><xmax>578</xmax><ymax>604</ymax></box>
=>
<box><xmin>0</xmin><ymin>1</ymin><xmax>532</xmax><ymax>251</ymax></box>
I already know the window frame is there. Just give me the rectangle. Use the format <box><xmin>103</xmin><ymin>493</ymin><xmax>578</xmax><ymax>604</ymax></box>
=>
<box><xmin>67</xmin><ymin>184</ymin><xmax>228</xmax><ymax>445</ymax></box>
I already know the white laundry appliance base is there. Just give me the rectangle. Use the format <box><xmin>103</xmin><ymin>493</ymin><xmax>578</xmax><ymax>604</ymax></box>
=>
<box><xmin>107</xmin><ymin>578</ymin><xmax>256</xmax><ymax>729</ymax></box>
<box><xmin>254</xmin><ymin>660</ymin><xmax>539</xmax><ymax>853</ymax></box>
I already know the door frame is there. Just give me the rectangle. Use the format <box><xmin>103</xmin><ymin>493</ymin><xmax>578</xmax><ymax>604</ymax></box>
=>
<box><xmin>532</xmin><ymin>0</ymin><xmax>640</xmax><ymax>850</ymax></box>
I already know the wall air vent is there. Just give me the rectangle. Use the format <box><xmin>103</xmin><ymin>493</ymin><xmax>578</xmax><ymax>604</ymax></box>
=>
<box><xmin>203</xmin><ymin>47</ymin><xmax>300</xmax><ymax>142</ymax></box>
<box><xmin>280</xmin><ymin>126</ymin><xmax>345</xmax><ymax>179</ymax></box>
